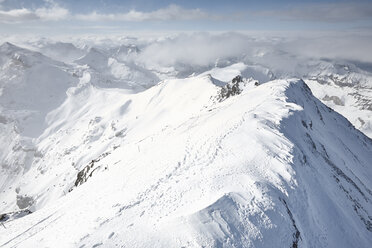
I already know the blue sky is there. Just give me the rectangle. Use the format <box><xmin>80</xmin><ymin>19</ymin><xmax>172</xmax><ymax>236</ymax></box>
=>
<box><xmin>1</xmin><ymin>0</ymin><xmax>372</xmax><ymax>35</ymax></box>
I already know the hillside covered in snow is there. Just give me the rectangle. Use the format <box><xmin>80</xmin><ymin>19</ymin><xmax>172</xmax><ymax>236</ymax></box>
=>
<box><xmin>0</xmin><ymin>34</ymin><xmax>372</xmax><ymax>247</ymax></box>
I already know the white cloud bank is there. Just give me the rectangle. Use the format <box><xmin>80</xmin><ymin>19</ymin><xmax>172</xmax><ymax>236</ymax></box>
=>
<box><xmin>130</xmin><ymin>32</ymin><xmax>372</xmax><ymax>71</ymax></box>
<box><xmin>0</xmin><ymin>3</ymin><xmax>217</xmax><ymax>23</ymax></box>
<box><xmin>137</xmin><ymin>33</ymin><xmax>251</xmax><ymax>67</ymax></box>
<box><xmin>0</xmin><ymin>8</ymin><xmax>37</xmax><ymax>22</ymax></box>
<box><xmin>76</xmin><ymin>5</ymin><xmax>214</xmax><ymax>22</ymax></box>
<box><xmin>0</xmin><ymin>1</ymin><xmax>69</xmax><ymax>23</ymax></box>
<box><xmin>34</xmin><ymin>4</ymin><xmax>69</xmax><ymax>21</ymax></box>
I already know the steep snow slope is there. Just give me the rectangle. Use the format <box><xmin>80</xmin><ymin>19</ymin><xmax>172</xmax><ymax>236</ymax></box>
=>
<box><xmin>0</xmin><ymin>76</ymin><xmax>371</xmax><ymax>247</ymax></box>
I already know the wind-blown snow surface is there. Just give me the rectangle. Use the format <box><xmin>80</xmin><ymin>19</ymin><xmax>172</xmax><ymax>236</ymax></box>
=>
<box><xmin>0</xmin><ymin>36</ymin><xmax>372</xmax><ymax>247</ymax></box>
<box><xmin>0</xmin><ymin>72</ymin><xmax>371</xmax><ymax>247</ymax></box>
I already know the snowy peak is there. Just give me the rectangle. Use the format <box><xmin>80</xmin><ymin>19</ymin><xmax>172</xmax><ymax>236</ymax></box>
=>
<box><xmin>0</xmin><ymin>42</ymin><xmax>18</xmax><ymax>52</ymax></box>
<box><xmin>0</xmin><ymin>42</ymin><xmax>29</xmax><ymax>55</ymax></box>
<box><xmin>0</xmin><ymin>42</ymin><xmax>61</xmax><ymax>67</ymax></box>
<box><xmin>75</xmin><ymin>47</ymin><xmax>108</xmax><ymax>69</ymax></box>
<box><xmin>37</xmin><ymin>42</ymin><xmax>86</xmax><ymax>63</ymax></box>
<box><xmin>111</xmin><ymin>44</ymin><xmax>139</xmax><ymax>58</ymax></box>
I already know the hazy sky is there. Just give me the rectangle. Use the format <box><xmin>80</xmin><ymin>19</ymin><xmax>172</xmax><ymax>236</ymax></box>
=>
<box><xmin>1</xmin><ymin>0</ymin><xmax>372</xmax><ymax>35</ymax></box>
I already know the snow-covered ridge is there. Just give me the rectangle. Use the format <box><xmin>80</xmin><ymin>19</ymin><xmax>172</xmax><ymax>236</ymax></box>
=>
<box><xmin>0</xmin><ymin>70</ymin><xmax>371</xmax><ymax>247</ymax></box>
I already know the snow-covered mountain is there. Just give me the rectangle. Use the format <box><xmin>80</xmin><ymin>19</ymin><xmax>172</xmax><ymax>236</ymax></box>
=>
<box><xmin>303</xmin><ymin>61</ymin><xmax>372</xmax><ymax>138</ymax></box>
<box><xmin>0</xmin><ymin>42</ymin><xmax>79</xmax><ymax>136</ymax></box>
<box><xmin>0</xmin><ymin>42</ymin><xmax>79</xmax><ymax>208</ymax></box>
<box><xmin>0</xmin><ymin>39</ymin><xmax>372</xmax><ymax>247</ymax></box>
<box><xmin>74</xmin><ymin>46</ymin><xmax>159</xmax><ymax>90</ymax></box>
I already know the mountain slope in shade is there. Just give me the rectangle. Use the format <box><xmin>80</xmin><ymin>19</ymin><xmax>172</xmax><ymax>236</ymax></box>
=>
<box><xmin>0</xmin><ymin>42</ymin><xmax>78</xmax><ymax>137</ymax></box>
<box><xmin>0</xmin><ymin>76</ymin><xmax>371</xmax><ymax>247</ymax></box>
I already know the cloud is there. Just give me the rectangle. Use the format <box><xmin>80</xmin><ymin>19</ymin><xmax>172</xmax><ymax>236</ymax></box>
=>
<box><xmin>0</xmin><ymin>3</ymin><xmax>218</xmax><ymax>23</ymax></box>
<box><xmin>256</xmin><ymin>2</ymin><xmax>372</xmax><ymax>22</ymax></box>
<box><xmin>34</xmin><ymin>4</ymin><xmax>69</xmax><ymax>21</ymax></box>
<box><xmin>279</xmin><ymin>34</ymin><xmax>372</xmax><ymax>64</ymax></box>
<box><xmin>136</xmin><ymin>33</ymin><xmax>257</xmax><ymax>67</ymax></box>
<box><xmin>129</xmin><ymin>32</ymin><xmax>372</xmax><ymax>76</ymax></box>
<box><xmin>76</xmin><ymin>5</ymin><xmax>215</xmax><ymax>22</ymax></box>
<box><xmin>0</xmin><ymin>0</ymin><xmax>69</xmax><ymax>23</ymax></box>
<box><xmin>0</xmin><ymin>8</ymin><xmax>38</xmax><ymax>22</ymax></box>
